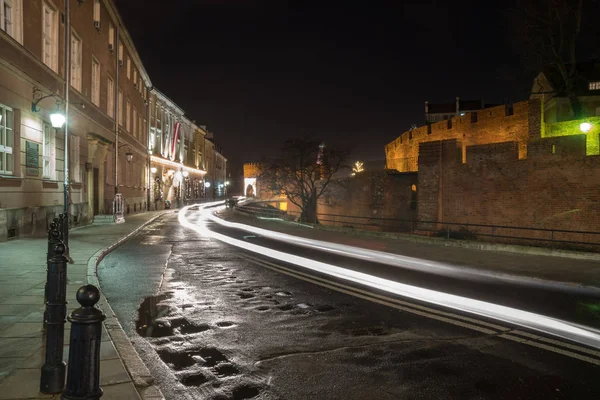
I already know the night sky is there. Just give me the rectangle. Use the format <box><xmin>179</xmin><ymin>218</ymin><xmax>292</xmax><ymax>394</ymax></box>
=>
<box><xmin>114</xmin><ymin>0</ymin><xmax>534</xmax><ymax>165</ymax></box>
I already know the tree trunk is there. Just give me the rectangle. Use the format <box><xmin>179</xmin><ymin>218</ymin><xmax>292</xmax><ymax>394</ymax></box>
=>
<box><xmin>567</xmin><ymin>90</ymin><xmax>583</xmax><ymax>120</ymax></box>
<box><xmin>300</xmin><ymin>191</ymin><xmax>318</xmax><ymax>223</ymax></box>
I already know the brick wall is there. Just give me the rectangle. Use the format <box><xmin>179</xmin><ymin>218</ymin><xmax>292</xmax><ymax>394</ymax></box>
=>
<box><xmin>315</xmin><ymin>170</ymin><xmax>417</xmax><ymax>231</ymax></box>
<box><xmin>418</xmin><ymin>139</ymin><xmax>600</xmax><ymax>237</ymax></box>
<box><xmin>386</xmin><ymin>100</ymin><xmax>537</xmax><ymax>171</ymax></box>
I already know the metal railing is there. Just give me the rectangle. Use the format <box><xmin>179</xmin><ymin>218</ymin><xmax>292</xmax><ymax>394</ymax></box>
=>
<box><xmin>235</xmin><ymin>204</ymin><xmax>600</xmax><ymax>252</ymax></box>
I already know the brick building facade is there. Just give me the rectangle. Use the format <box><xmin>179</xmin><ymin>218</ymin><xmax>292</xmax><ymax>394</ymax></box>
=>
<box><xmin>0</xmin><ymin>0</ymin><xmax>225</xmax><ymax>241</ymax></box>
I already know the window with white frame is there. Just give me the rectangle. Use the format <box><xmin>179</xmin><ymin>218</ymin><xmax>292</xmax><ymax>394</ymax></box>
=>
<box><xmin>43</xmin><ymin>123</ymin><xmax>56</xmax><ymax>179</ymax></box>
<box><xmin>133</xmin><ymin>107</ymin><xmax>137</xmax><ymax>139</ymax></box>
<box><xmin>126</xmin><ymin>57</ymin><xmax>131</xmax><ymax>80</ymax></box>
<box><xmin>70</xmin><ymin>30</ymin><xmax>83</xmax><ymax>91</ymax></box>
<box><xmin>0</xmin><ymin>104</ymin><xmax>14</xmax><ymax>175</ymax></box>
<box><xmin>1</xmin><ymin>0</ymin><xmax>23</xmax><ymax>43</ymax></box>
<box><xmin>91</xmin><ymin>57</ymin><xmax>100</xmax><ymax>106</ymax></box>
<box><xmin>107</xmin><ymin>76</ymin><xmax>114</xmax><ymax>117</ymax></box>
<box><xmin>42</xmin><ymin>1</ymin><xmax>58</xmax><ymax>72</ymax></box>
<box><xmin>70</xmin><ymin>136</ymin><xmax>80</xmax><ymax>183</ymax></box>
<box><xmin>93</xmin><ymin>0</ymin><xmax>100</xmax><ymax>24</ymax></box>
<box><xmin>590</xmin><ymin>82</ymin><xmax>600</xmax><ymax>91</ymax></box>
<box><xmin>108</xmin><ymin>22</ymin><xmax>115</xmax><ymax>51</ymax></box>
<box><xmin>118</xmin><ymin>89</ymin><xmax>123</xmax><ymax>126</ymax></box>
<box><xmin>126</xmin><ymin>99</ymin><xmax>131</xmax><ymax>132</ymax></box>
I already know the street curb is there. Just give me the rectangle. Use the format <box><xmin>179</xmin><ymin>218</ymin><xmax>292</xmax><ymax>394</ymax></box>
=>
<box><xmin>86</xmin><ymin>212</ymin><xmax>168</xmax><ymax>400</ymax></box>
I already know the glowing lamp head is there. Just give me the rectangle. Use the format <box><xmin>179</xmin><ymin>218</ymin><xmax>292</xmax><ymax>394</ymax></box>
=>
<box><xmin>204</xmin><ymin>181</ymin><xmax>211</xmax><ymax>188</ymax></box>
<box><xmin>580</xmin><ymin>122</ymin><xmax>592</xmax><ymax>133</ymax></box>
<box><xmin>150</xmin><ymin>167</ymin><xmax>157</xmax><ymax>174</ymax></box>
<box><xmin>126</xmin><ymin>152</ymin><xmax>133</xmax><ymax>163</ymax></box>
<box><xmin>50</xmin><ymin>112</ymin><xmax>66</xmax><ymax>128</ymax></box>
<box><xmin>182</xmin><ymin>171</ymin><xmax>189</xmax><ymax>177</ymax></box>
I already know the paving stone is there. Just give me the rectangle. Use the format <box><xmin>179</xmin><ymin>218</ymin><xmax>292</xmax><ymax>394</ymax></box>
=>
<box><xmin>0</xmin><ymin>296</ymin><xmax>46</xmax><ymax>305</ymax></box>
<box><xmin>0</xmin><ymin>322</ymin><xmax>44</xmax><ymax>338</ymax></box>
<box><xmin>0</xmin><ymin>368</ymin><xmax>54</xmax><ymax>399</ymax></box>
<box><xmin>0</xmin><ymin>358</ymin><xmax>24</xmax><ymax>381</ymax></box>
<box><xmin>99</xmin><ymin>359</ymin><xmax>131</xmax><ymax>386</ymax></box>
<box><xmin>0</xmin><ymin>338</ymin><xmax>42</xmax><ymax>358</ymax></box>
<box><xmin>0</xmin><ymin>304</ymin><xmax>43</xmax><ymax>316</ymax></box>
<box><xmin>101</xmin><ymin>381</ymin><xmax>142</xmax><ymax>400</ymax></box>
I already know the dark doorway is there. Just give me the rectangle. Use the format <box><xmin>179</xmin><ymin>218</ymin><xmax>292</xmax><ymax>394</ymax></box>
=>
<box><xmin>93</xmin><ymin>168</ymin><xmax>99</xmax><ymax>215</ymax></box>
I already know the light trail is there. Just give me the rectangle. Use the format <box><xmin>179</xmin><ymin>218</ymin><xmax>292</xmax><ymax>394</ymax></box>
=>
<box><xmin>204</xmin><ymin>208</ymin><xmax>600</xmax><ymax>295</ymax></box>
<box><xmin>179</xmin><ymin>204</ymin><xmax>600</xmax><ymax>351</ymax></box>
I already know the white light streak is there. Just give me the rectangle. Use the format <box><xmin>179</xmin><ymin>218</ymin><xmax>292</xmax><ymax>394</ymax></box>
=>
<box><xmin>204</xmin><ymin>210</ymin><xmax>599</xmax><ymax>294</ymax></box>
<box><xmin>179</xmin><ymin>205</ymin><xmax>600</xmax><ymax>350</ymax></box>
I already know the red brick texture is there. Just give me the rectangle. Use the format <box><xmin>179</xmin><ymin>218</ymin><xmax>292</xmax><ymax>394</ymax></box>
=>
<box><xmin>418</xmin><ymin>138</ymin><xmax>600</xmax><ymax>238</ymax></box>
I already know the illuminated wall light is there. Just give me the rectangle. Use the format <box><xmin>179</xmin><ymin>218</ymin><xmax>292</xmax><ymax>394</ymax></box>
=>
<box><xmin>182</xmin><ymin>171</ymin><xmax>189</xmax><ymax>177</ymax></box>
<box><xmin>150</xmin><ymin>167</ymin><xmax>157</xmax><ymax>173</ymax></box>
<box><xmin>580</xmin><ymin>122</ymin><xmax>593</xmax><ymax>133</ymax></box>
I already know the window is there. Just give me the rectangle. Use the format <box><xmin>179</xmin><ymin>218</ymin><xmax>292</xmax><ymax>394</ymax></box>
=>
<box><xmin>133</xmin><ymin>107</ymin><xmax>137</xmax><ymax>138</ymax></box>
<box><xmin>93</xmin><ymin>0</ymin><xmax>100</xmax><ymax>25</ymax></box>
<box><xmin>126</xmin><ymin>57</ymin><xmax>131</xmax><ymax>80</ymax></box>
<box><xmin>126</xmin><ymin>99</ymin><xmax>131</xmax><ymax>132</ymax></box>
<box><xmin>70</xmin><ymin>136</ymin><xmax>80</xmax><ymax>183</ymax></box>
<box><xmin>91</xmin><ymin>57</ymin><xmax>100</xmax><ymax>106</ymax></box>
<box><xmin>107</xmin><ymin>76</ymin><xmax>114</xmax><ymax>117</ymax></box>
<box><xmin>1</xmin><ymin>0</ymin><xmax>22</xmax><ymax>43</ymax></box>
<box><xmin>143</xmin><ymin>118</ymin><xmax>147</xmax><ymax>144</ymax></box>
<box><xmin>42</xmin><ymin>2</ymin><xmax>58</xmax><ymax>71</ymax></box>
<box><xmin>70</xmin><ymin>30</ymin><xmax>82</xmax><ymax>91</ymax></box>
<box><xmin>118</xmin><ymin>41</ymin><xmax>123</xmax><ymax>64</ymax></box>
<box><xmin>590</xmin><ymin>82</ymin><xmax>600</xmax><ymax>91</ymax></box>
<box><xmin>118</xmin><ymin>89</ymin><xmax>123</xmax><ymax>126</ymax></box>
<box><xmin>43</xmin><ymin>123</ymin><xmax>56</xmax><ymax>179</ymax></box>
<box><xmin>139</xmin><ymin>115</ymin><xmax>143</xmax><ymax>142</ymax></box>
<box><xmin>133</xmin><ymin>69</ymin><xmax>137</xmax><ymax>86</ymax></box>
<box><xmin>0</xmin><ymin>104</ymin><xmax>14</xmax><ymax>175</ymax></box>
<box><xmin>108</xmin><ymin>22</ymin><xmax>115</xmax><ymax>51</ymax></box>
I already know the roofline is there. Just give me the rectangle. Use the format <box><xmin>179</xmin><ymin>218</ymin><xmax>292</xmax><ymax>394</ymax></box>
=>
<box><xmin>104</xmin><ymin>0</ymin><xmax>152</xmax><ymax>87</ymax></box>
<box><xmin>150</xmin><ymin>87</ymin><xmax>185</xmax><ymax>115</ymax></box>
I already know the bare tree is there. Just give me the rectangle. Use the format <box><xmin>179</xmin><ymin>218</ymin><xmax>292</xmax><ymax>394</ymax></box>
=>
<box><xmin>259</xmin><ymin>137</ymin><xmax>349</xmax><ymax>223</ymax></box>
<box><xmin>515</xmin><ymin>0</ymin><xmax>587</xmax><ymax>117</ymax></box>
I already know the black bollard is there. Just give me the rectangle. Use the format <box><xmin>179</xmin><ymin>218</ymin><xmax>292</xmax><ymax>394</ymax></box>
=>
<box><xmin>40</xmin><ymin>242</ymin><xmax>68</xmax><ymax>394</ymax></box>
<box><xmin>62</xmin><ymin>285</ymin><xmax>106</xmax><ymax>400</ymax></box>
<box><xmin>47</xmin><ymin>220</ymin><xmax>60</xmax><ymax>260</ymax></box>
<box><xmin>44</xmin><ymin>222</ymin><xmax>62</xmax><ymax>331</ymax></box>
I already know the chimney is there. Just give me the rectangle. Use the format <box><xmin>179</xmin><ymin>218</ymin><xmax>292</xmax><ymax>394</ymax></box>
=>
<box><xmin>456</xmin><ymin>97</ymin><xmax>460</xmax><ymax>115</ymax></box>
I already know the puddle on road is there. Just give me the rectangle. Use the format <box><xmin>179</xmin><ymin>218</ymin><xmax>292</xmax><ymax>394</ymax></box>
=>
<box><xmin>180</xmin><ymin>372</ymin><xmax>209</xmax><ymax>386</ymax></box>
<box><xmin>136</xmin><ymin>293</ymin><xmax>175</xmax><ymax>337</ymax></box>
<box><xmin>232</xmin><ymin>384</ymin><xmax>261</xmax><ymax>399</ymax></box>
<box><xmin>213</xmin><ymin>363</ymin><xmax>239</xmax><ymax>378</ymax></box>
<box><xmin>158</xmin><ymin>349</ymin><xmax>200</xmax><ymax>370</ymax></box>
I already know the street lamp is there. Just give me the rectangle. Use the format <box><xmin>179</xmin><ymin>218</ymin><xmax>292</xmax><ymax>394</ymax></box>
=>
<box><xmin>50</xmin><ymin>111</ymin><xmax>66</xmax><ymax>129</ymax></box>
<box><xmin>151</xmin><ymin>167</ymin><xmax>157</xmax><ymax>173</ymax></box>
<box><xmin>580</xmin><ymin>122</ymin><xmax>593</xmax><ymax>133</ymax></box>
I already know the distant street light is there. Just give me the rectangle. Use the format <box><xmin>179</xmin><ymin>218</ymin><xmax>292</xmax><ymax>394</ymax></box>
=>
<box><xmin>150</xmin><ymin>167</ymin><xmax>157</xmax><ymax>174</ymax></box>
<box><xmin>182</xmin><ymin>171</ymin><xmax>189</xmax><ymax>177</ymax></box>
<box><xmin>580</xmin><ymin>122</ymin><xmax>593</xmax><ymax>133</ymax></box>
<box><xmin>204</xmin><ymin>181</ymin><xmax>211</xmax><ymax>188</ymax></box>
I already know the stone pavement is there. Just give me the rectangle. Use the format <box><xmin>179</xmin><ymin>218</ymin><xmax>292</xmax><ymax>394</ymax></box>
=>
<box><xmin>0</xmin><ymin>211</ymin><xmax>169</xmax><ymax>400</ymax></box>
<box><xmin>220</xmin><ymin>209</ymin><xmax>600</xmax><ymax>290</ymax></box>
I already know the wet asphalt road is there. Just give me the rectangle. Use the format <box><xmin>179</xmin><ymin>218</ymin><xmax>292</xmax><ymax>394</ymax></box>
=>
<box><xmin>98</xmin><ymin>210</ymin><xmax>600</xmax><ymax>400</ymax></box>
